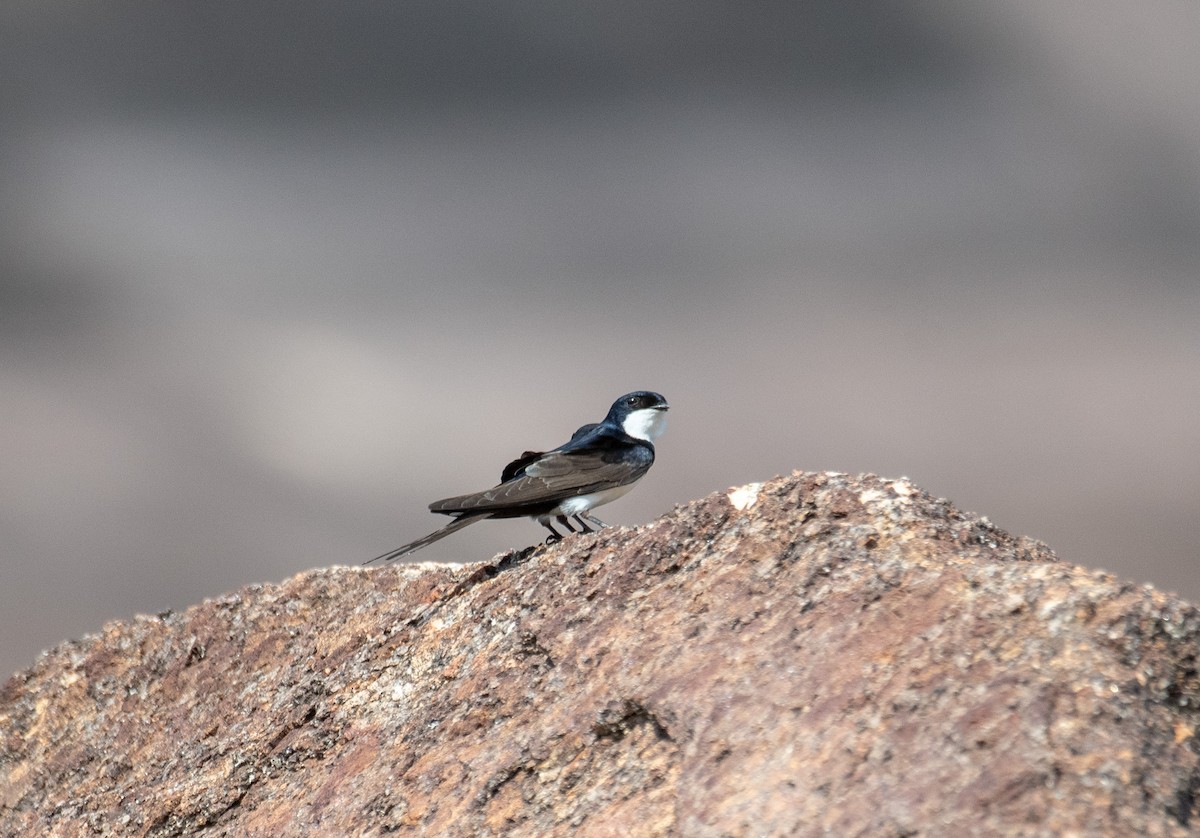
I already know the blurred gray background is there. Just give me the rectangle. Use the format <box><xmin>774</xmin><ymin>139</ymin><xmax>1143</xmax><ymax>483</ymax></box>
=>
<box><xmin>2</xmin><ymin>1</ymin><xmax>1198</xmax><ymax>678</ymax></box>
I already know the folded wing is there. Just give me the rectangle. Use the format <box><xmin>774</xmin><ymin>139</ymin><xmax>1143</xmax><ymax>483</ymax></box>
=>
<box><xmin>430</xmin><ymin>448</ymin><xmax>651</xmax><ymax>515</ymax></box>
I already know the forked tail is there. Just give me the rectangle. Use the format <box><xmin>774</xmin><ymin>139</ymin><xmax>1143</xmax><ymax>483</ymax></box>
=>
<box><xmin>364</xmin><ymin>513</ymin><xmax>492</xmax><ymax>564</ymax></box>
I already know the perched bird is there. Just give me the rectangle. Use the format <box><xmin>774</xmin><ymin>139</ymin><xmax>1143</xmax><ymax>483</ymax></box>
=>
<box><xmin>366</xmin><ymin>391</ymin><xmax>669</xmax><ymax>564</ymax></box>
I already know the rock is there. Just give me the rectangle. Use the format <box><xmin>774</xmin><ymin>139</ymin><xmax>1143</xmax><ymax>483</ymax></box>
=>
<box><xmin>2</xmin><ymin>471</ymin><xmax>1198</xmax><ymax>836</ymax></box>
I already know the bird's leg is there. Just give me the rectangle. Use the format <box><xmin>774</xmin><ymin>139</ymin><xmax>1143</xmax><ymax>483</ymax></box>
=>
<box><xmin>556</xmin><ymin>514</ymin><xmax>580</xmax><ymax>534</ymax></box>
<box><xmin>573</xmin><ymin>514</ymin><xmax>604</xmax><ymax>532</ymax></box>
<box><xmin>543</xmin><ymin>520</ymin><xmax>564</xmax><ymax>544</ymax></box>
<box><xmin>582</xmin><ymin>513</ymin><xmax>609</xmax><ymax>529</ymax></box>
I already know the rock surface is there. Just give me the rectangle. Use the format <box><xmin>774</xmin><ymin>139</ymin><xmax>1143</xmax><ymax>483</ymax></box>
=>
<box><xmin>3</xmin><ymin>471</ymin><xmax>1199</xmax><ymax>836</ymax></box>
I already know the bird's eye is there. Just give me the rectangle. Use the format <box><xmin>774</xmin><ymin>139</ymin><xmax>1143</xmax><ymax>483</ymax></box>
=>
<box><xmin>627</xmin><ymin>396</ymin><xmax>638</xmax><ymax>406</ymax></box>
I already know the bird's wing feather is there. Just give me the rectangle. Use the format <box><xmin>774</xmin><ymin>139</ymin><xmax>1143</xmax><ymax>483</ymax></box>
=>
<box><xmin>500</xmin><ymin>450</ymin><xmax>544</xmax><ymax>483</ymax></box>
<box><xmin>499</xmin><ymin>423</ymin><xmax>603</xmax><ymax>482</ymax></box>
<box><xmin>431</xmin><ymin>449</ymin><xmax>650</xmax><ymax>514</ymax></box>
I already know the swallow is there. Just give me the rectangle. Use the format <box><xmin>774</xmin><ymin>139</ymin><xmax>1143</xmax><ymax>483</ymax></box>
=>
<box><xmin>366</xmin><ymin>391</ymin><xmax>668</xmax><ymax>563</ymax></box>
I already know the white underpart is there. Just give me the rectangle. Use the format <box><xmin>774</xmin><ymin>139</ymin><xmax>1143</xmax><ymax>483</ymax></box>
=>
<box><xmin>538</xmin><ymin>483</ymin><xmax>637</xmax><ymax>523</ymax></box>
<box><xmin>622</xmin><ymin>407</ymin><xmax>668</xmax><ymax>442</ymax></box>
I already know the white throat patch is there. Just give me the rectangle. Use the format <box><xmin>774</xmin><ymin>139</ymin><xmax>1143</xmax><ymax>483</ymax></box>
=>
<box><xmin>622</xmin><ymin>407</ymin><xmax>667</xmax><ymax>442</ymax></box>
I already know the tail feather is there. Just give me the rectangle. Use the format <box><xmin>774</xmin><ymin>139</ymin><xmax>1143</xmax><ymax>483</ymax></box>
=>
<box><xmin>365</xmin><ymin>513</ymin><xmax>491</xmax><ymax>564</ymax></box>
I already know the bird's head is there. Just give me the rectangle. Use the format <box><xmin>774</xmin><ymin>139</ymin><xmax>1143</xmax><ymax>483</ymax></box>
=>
<box><xmin>606</xmin><ymin>391</ymin><xmax>669</xmax><ymax>442</ymax></box>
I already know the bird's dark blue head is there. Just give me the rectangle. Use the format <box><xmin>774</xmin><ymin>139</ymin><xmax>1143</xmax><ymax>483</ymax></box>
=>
<box><xmin>604</xmin><ymin>391</ymin><xmax>669</xmax><ymax>442</ymax></box>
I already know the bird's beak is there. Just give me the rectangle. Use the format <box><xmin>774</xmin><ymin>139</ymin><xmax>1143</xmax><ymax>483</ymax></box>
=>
<box><xmin>656</xmin><ymin>404</ymin><xmax>670</xmax><ymax>411</ymax></box>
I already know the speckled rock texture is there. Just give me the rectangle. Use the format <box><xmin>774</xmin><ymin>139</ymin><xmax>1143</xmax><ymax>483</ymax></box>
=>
<box><xmin>3</xmin><ymin>471</ymin><xmax>1199</xmax><ymax>836</ymax></box>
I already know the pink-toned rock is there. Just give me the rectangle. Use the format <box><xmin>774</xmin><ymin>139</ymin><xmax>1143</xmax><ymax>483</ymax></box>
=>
<box><xmin>3</xmin><ymin>472</ymin><xmax>1198</xmax><ymax>836</ymax></box>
